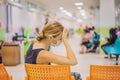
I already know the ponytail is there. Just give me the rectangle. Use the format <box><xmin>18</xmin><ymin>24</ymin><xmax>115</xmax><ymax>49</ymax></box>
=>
<box><xmin>36</xmin><ymin>32</ymin><xmax>44</xmax><ymax>41</ymax></box>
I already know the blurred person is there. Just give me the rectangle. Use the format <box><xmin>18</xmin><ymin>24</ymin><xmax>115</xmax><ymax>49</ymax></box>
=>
<box><xmin>34</xmin><ymin>27</ymin><xmax>40</xmax><ymax>37</ymax></box>
<box><xmin>87</xmin><ymin>26</ymin><xmax>100</xmax><ymax>52</ymax></box>
<box><xmin>80</xmin><ymin>29</ymin><xmax>92</xmax><ymax>54</ymax></box>
<box><xmin>80</xmin><ymin>26</ymin><xmax>100</xmax><ymax>53</ymax></box>
<box><xmin>12</xmin><ymin>33</ymin><xmax>18</xmax><ymax>41</ymax></box>
<box><xmin>84</xmin><ymin>25</ymin><xmax>92</xmax><ymax>32</ymax></box>
<box><xmin>25</xmin><ymin>21</ymin><xmax>81</xmax><ymax>80</ymax></box>
<box><xmin>35</xmin><ymin>27</ymin><xmax>40</xmax><ymax>34</ymax></box>
<box><xmin>101</xmin><ymin>27</ymin><xmax>117</xmax><ymax>59</ymax></box>
<box><xmin>116</xmin><ymin>28</ymin><xmax>120</xmax><ymax>38</ymax></box>
<box><xmin>68</xmin><ymin>28</ymin><xmax>74</xmax><ymax>38</ymax></box>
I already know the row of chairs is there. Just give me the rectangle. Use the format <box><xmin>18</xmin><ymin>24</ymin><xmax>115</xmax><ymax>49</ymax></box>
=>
<box><xmin>0</xmin><ymin>64</ymin><xmax>120</xmax><ymax>80</ymax></box>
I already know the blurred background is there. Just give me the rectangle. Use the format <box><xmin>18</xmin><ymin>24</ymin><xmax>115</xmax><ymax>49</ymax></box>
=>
<box><xmin>0</xmin><ymin>0</ymin><xmax>120</xmax><ymax>80</ymax></box>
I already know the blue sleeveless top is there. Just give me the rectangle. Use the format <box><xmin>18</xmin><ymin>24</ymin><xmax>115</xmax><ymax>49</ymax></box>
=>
<box><xmin>25</xmin><ymin>43</ymin><xmax>44</xmax><ymax>64</ymax></box>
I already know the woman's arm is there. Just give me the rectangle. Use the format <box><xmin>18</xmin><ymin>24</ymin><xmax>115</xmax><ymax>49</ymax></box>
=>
<box><xmin>36</xmin><ymin>50</ymin><xmax>77</xmax><ymax>65</ymax></box>
<box><xmin>36</xmin><ymin>29</ymin><xmax>77</xmax><ymax>65</ymax></box>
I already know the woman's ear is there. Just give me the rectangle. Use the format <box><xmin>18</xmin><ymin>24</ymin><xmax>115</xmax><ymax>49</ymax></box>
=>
<box><xmin>48</xmin><ymin>35</ymin><xmax>54</xmax><ymax>44</ymax></box>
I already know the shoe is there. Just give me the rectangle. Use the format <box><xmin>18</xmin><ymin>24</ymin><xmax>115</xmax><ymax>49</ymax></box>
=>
<box><xmin>79</xmin><ymin>51</ymin><xmax>84</xmax><ymax>54</ymax></box>
<box><xmin>104</xmin><ymin>55</ymin><xmax>116</xmax><ymax>59</ymax></box>
<box><xmin>109</xmin><ymin>55</ymin><xmax>116</xmax><ymax>59</ymax></box>
<box><xmin>89</xmin><ymin>49</ymin><xmax>96</xmax><ymax>53</ymax></box>
<box><xmin>110</xmin><ymin>56</ymin><xmax>116</xmax><ymax>59</ymax></box>
<box><xmin>104</xmin><ymin>56</ymin><xmax>108</xmax><ymax>59</ymax></box>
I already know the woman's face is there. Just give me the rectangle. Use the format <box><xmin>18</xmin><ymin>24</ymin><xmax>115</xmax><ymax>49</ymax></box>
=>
<box><xmin>90</xmin><ymin>30</ymin><xmax>94</xmax><ymax>35</ymax></box>
<box><xmin>50</xmin><ymin>34</ymin><xmax>62</xmax><ymax>46</ymax></box>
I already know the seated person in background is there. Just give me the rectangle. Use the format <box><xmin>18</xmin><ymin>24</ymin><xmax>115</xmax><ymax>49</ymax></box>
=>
<box><xmin>80</xmin><ymin>29</ymin><xmax>92</xmax><ymax>54</ymax></box>
<box><xmin>80</xmin><ymin>26</ymin><xmax>100</xmax><ymax>53</ymax></box>
<box><xmin>12</xmin><ymin>33</ymin><xmax>18</xmax><ymax>41</ymax></box>
<box><xmin>116</xmin><ymin>28</ymin><xmax>120</xmax><ymax>38</ymax></box>
<box><xmin>34</xmin><ymin>27</ymin><xmax>40</xmax><ymax>37</ymax></box>
<box><xmin>87</xmin><ymin>26</ymin><xmax>100</xmax><ymax>52</ymax></box>
<box><xmin>101</xmin><ymin>27</ymin><xmax>117</xmax><ymax>59</ymax></box>
<box><xmin>25</xmin><ymin>21</ymin><xmax>81</xmax><ymax>80</ymax></box>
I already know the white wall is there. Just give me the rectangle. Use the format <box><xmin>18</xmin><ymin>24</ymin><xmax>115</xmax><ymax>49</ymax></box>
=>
<box><xmin>11</xmin><ymin>6</ymin><xmax>46</xmax><ymax>33</ymax></box>
<box><xmin>57</xmin><ymin>18</ymin><xmax>80</xmax><ymax>34</ymax></box>
<box><xmin>0</xmin><ymin>4</ymin><xmax>6</xmax><ymax>28</ymax></box>
<box><xmin>100</xmin><ymin>0</ymin><xmax>115</xmax><ymax>27</ymax></box>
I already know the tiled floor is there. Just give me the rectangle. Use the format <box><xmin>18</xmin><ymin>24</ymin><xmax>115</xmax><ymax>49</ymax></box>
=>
<box><xmin>5</xmin><ymin>34</ymin><xmax>120</xmax><ymax>80</ymax></box>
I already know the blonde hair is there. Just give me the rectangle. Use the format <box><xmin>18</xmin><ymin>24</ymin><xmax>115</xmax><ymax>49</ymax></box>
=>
<box><xmin>36</xmin><ymin>21</ymin><xmax>64</xmax><ymax>41</ymax></box>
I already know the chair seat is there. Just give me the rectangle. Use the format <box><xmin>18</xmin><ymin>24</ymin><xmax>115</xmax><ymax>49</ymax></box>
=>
<box><xmin>104</xmin><ymin>46</ymin><xmax>120</xmax><ymax>55</ymax></box>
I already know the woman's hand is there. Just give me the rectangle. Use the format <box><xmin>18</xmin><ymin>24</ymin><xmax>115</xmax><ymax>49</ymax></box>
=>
<box><xmin>62</xmin><ymin>28</ymin><xmax>68</xmax><ymax>41</ymax></box>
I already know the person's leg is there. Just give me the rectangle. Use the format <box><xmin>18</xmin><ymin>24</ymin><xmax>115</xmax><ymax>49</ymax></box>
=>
<box><xmin>101</xmin><ymin>43</ymin><xmax>112</xmax><ymax>58</ymax></box>
<box><xmin>80</xmin><ymin>45</ymin><xmax>85</xmax><ymax>54</ymax></box>
<box><xmin>101</xmin><ymin>43</ymin><xmax>111</xmax><ymax>54</ymax></box>
<box><xmin>88</xmin><ymin>41</ymin><xmax>100</xmax><ymax>53</ymax></box>
<box><xmin>93</xmin><ymin>41</ymin><xmax>100</xmax><ymax>50</ymax></box>
<box><xmin>80</xmin><ymin>41</ymin><xmax>90</xmax><ymax>54</ymax></box>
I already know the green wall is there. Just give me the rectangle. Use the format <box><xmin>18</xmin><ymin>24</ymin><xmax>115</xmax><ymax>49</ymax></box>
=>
<box><xmin>0</xmin><ymin>28</ymin><xmax>5</xmax><ymax>40</ymax></box>
<box><xmin>96</xmin><ymin>27</ymin><xmax>112</xmax><ymax>54</ymax></box>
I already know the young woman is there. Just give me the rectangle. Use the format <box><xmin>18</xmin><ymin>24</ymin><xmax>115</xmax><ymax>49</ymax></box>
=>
<box><xmin>25</xmin><ymin>21</ymin><xmax>77</xmax><ymax>65</ymax></box>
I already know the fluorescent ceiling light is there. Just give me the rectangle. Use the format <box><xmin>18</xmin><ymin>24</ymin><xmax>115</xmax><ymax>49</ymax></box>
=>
<box><xmin>28</xmin><ymin>8</ymin><xmax>39</xmax><ymax>13</ymax></box>
<box><xmin>59</xmin><ymin>7</ymin><xmax>64</xmax><ymax>10</ymax></box>
<box><xmin>81</xmin><ymin>12</ymin><xmax>85</xmax><ymax>16</ymax></box>
<box><xmin>60</xmin><ymin>7</ymin><xmax>72</xmax><ymax>17</ymax></box>
<box><xmin>80</xmin><ymin>9</ymin><xmax>86</xmax><ymax>16</ymax></box>
<box><xmin>61</xmin><ymin>10</ymin><xmax>67</xmax><ymax>13</ymax></box>
<box><xmin>76</xmin><ymin>19</ymin><xmax>83</xmax><ymax>23</ymax></box>
<box><xmin>77</xmin><ymin>7</ymin><xmax>81</xmax><ymax>10</ymax></box>
<box><xmin>65</xmin><ymin>12</ymin><xmax>72</xmax><ymax>17</ymax></box>
<box><xmin>75</xmin><ymin>2</ymin><xmax>83</xmax><ymax>6</ymax></box>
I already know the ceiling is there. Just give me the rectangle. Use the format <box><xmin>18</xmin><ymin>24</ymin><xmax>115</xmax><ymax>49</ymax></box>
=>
<box><xmin>34</xmin><ymin>0</ymin><xmax>99</xmax><ymax>20</ymax></box>
<box><xmin>31</xmin><ymin>0</ymin><xmax>120</xmax><ymax>23</ymax></box>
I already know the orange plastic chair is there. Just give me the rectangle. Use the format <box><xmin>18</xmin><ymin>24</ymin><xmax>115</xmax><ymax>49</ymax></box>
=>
<box><xmin>0</xmin><ymin>64</ymin><xmax>12</xmax><ymax>80</ymax></box>
<box><xmin>25</xmin><ymin>64</ymin><xmax>75</xmax><ymax>80</ymax></box>
<box><xmin>86</xmin><ymin>64</ymin><xmax>120</xmax><ymax>80</ymax></box>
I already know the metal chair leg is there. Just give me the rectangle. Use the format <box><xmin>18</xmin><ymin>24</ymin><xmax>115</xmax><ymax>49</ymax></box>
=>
<box><xmin>116</xmin><ymin>55</ymin><xmax>119</xmax><ymax>65</ymax></box>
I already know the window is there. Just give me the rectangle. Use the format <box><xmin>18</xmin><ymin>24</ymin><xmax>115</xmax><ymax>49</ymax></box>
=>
<box><xmin>27</xmin><ymin>2</ymin><xmax>37</xmax><ymax>9</ymax></box>
<box><xmin>10</xmin><ymin>0</ymin><xmax>20</xmax><ymax>3</ymax></box>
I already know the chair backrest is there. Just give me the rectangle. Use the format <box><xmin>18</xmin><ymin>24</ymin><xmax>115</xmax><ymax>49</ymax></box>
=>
<box><xmin>0</xmin><ymin>64</ymin><xmax>9</xmax><ymax>80</ymax></box>
<box><xmin>114</xmin><ymin>38</ymin><xmax>120</xmax><ymax>48</ymax></box>
<box><xmin>90</xmin><ymin>64</ymin><xmax>120</xmax><ymax>80</ymax></box>
<box><xmin>25</xmin><ymin>64</ymin><xmax>71</xmax><ymax>80</ymax></box>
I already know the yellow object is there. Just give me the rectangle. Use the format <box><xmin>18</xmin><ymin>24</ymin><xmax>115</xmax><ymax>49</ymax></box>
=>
<box><xmin>0</xmin><ymin>64</ymin><xmax>12</xmax><ymax>80</ymax></box>
<box><xmin>25</xmin><ymin>64</ymin><xmax>74</xmax><ymax>80</ymax></box>
<box><xmin>86</xmin><ymin>64</ymin><xmax>120</xmax><ymax>80</ymax></box>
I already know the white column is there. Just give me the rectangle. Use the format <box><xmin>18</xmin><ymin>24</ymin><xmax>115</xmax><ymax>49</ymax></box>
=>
<box><xmin>93</xmin><ymin>8</ymin><xmax>100</xmax><ymax>27</ymax></box>
<box><xmin>20</xmin><ymin>42</ymin><xmax>25</xmax><ymax>64</ymax></box>
<box><xmin>100</xmin><ymin>0</ymin><xmax>115</xmax><ymax>27</ymax></box>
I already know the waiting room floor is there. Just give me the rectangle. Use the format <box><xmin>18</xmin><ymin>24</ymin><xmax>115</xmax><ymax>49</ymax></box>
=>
<box><xmin>5</xmin><ymin>34</ymin><xmax>120</xmax><ymax>80</ymax></box>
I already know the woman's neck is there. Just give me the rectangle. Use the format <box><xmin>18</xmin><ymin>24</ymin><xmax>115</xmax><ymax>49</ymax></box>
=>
<box><xmin>36</xmin><ymin>39</ymin><xmax>50</xmax><ymax>49</ymax></box>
